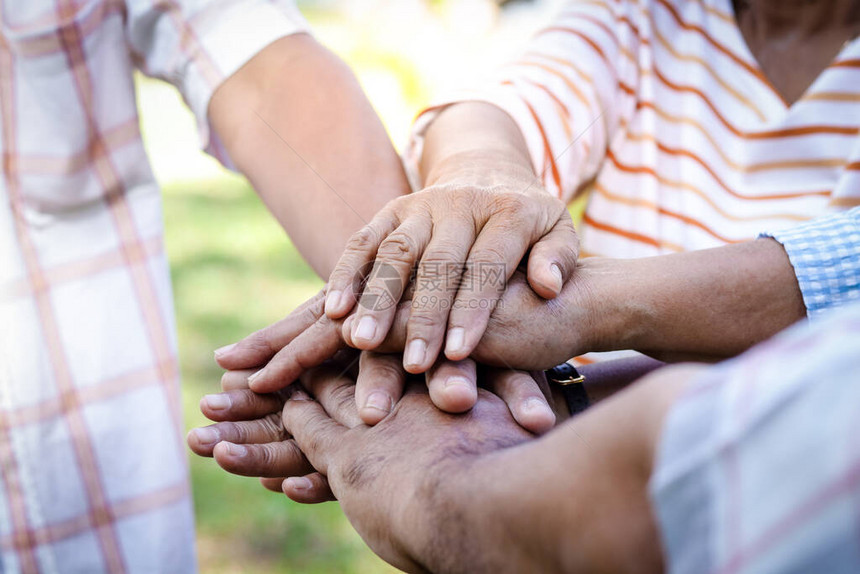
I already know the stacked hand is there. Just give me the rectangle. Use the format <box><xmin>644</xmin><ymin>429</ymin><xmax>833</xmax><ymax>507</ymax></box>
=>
<box><xmin>212</xmin><ymin>262</ymin><xmax>612</xmax><ymax>434</ymax></box>
<box><xmin>187</xmin><ymin>353</ymin><xmax>565</xmax><ymax>505</ymax></box>
<box><xmin>192</xmin><ymin>134</ymin><xmax>590</xmax><ymax>519</ymax></box>
<box><xmin>189</xmin><ymin>357</ymin><xmax>696</xmax><ymax>573</ymax></box>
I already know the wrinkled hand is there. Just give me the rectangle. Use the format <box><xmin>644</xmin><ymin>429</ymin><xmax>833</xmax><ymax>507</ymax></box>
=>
<box><xmin>215</xmin><ymin>280</ymin><xmax>572</xmax><ymax>432</ymax></box>
<box><xmin>281</xmin><ymin>377</ymin><xmax>536</xmax><ymax>573</ymax></box>
<box><xmin>188</xmin><ymin>357</ymin><xmax>560</xmax><ymax>505</ymax></box>
<box><xmin>279</xmin><ymin>362</ymin><xmax>696</xmax><ymax>573</ymax></box>
<box><xmin>217</xmin><ymin>261</ymin><xmax>608</xmax><ymax>418</ymax></box>
<box><xmin>186</xmin><ymin>364</ymin><xmax>333</xmax><ymax>501</ymax></box>
<box><xmin>323</xmin><ymin>171</ymin><xmax>579</xmax><ymax>374</ymax></box>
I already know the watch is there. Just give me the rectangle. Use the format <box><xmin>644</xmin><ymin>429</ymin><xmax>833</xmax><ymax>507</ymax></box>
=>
<box><xmin>545</xmin><ymin>362</ymin><xmax>590</xmax><ymax>416</ymax></box>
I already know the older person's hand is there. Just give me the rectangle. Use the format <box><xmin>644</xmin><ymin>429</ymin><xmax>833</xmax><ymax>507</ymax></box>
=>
<box><xmin>213</xmin><ymin>263</ymin><xmax>591</xmax><ymax>430</ymax></box>
<box><xmin>213</xmin><ymin>260</ymin><xmax>611</xmax><ymax>420</ymax></box>
<box><xmin>323</xmin><ymin>176</ymin><xmax>578</xmax><ymax>371</ymax></box>
<box><xmin>281</xmin><ymin>380</ymin><xmax>535</xmax><ymax>573</ymax></box>
<box><xmin>187</xmin><ymin>357</ymin><xmax>565</xmax><ymax>503</ymax></box>
<box><xmin>322</xmin><ymin>102</ymin><xmax>579</xmax><ymax>377</ymax></box>
<box><xmin>276</xmin><ymin>362</ymin><xmax>697</xmax><ymax>573</ymax></box>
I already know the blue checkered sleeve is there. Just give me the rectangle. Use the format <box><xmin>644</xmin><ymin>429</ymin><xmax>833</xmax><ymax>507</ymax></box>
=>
<box><xmin>761</xmin><ymin>207</ymin><xmax>860</xmax><ymax>318</ymax></box>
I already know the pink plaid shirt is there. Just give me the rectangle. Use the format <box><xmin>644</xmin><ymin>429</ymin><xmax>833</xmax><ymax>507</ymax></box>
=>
<box><xmin>651</xmin><ymin>302</ymin><xmax>860</xmax><ymax>573</ymax></box>
<box><xmin>0</xmin><ymin>1</ymin><xmax>306</xmax><ymax>572</ymax></box>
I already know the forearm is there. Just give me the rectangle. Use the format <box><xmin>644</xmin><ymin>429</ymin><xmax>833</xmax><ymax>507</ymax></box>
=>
<box><xmin>424</xmin><ymin>369</ymin><xmax>693</xmax><ymax>573</ymax></box>
<box><xmin>419</xmin><ymin>102</ymin><xmax>538</xmax><ymax>189</ymax></box>
<box><xmin>580</xmin><ymin>238</ymin><xmax>806</xmax><ymax>359</ymax></box>
<box><xmin>209</xmin><ymin>34</ymin><xmax>408</xmax><ymax>277</ymax></box>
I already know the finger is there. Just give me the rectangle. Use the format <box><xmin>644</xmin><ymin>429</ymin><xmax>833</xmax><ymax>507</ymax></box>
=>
<box><xmin>199</xmin><ymin>389</ymin><xmax>284</xmax><ymax>422</ymax></box>
<box><xmin>283</xmin><ymin>473</ymin><xmax>337</xmax><ymax>504</ymax></box>
<box><xmin>325</xmin><ymin>213</ymin><xmax>400</xmax><ymax>319</ymax></box>
<box><xmin>221</xmin><ymin>369</ymin><xmax>256</xmax><ymax>391</ymax></box>
<box><xmin>300</xmin><ymin>366</ymin><xmax>364</xmax><ymax>428</ymax></box>
<box><xmin>402</xmin><ymin>217</ymin><xmax>476</xmax><ymax>373</ymax></box>
<box><xmin>526</xmin><ymin>217</ymin><xmax>579</xmax><ymax>300</ymax></box>
<box><xmin>354</xmin><ymin>352</ymin><xmax>406</xmax><ymax>425</ymax></box>
<box><xmin>445</xmin><ymin>219</ymin><xmax>528</xmax><ymax>361</ymax></box>
<box><xmin>484</xmin><ymin>368</ymin><xmax>556</xmax><ymax>434</ymax></box>
<box><xmin>215</xmin><ymin>290</ymin><xmax>326</xmax><ymax>370</ymax></box>
<box><xmin>213</xmin><ymin>439</ymin><xmax>314</xmax><ymax>478</ymax></box>
<box><xmin>425</xmin><ymin>358</ymin><xmax>478</xmax><ymax>413</ymax></box>
<box><xmin>260</xmin><ymin>477</ymin><xmax>287</xmax><ymax>493</ymax></box>
<box><xmin>248</xmin><ymin>315</ymin><xmax>346</xmax><ymax>393</ymax></box>
<box><xmin>282</xmin><ymin>390</ymin><xmax>347</xmax><ymax>476</ymax></box>
<box><xmin>186</xmin><ymin>413</ymin><xmax>284</xmax><ymax>457</ymax></box>
<box><xmin>350</xmin><ymin>216</ymin><xmax>431</xmax><ymax>350</ymax></box>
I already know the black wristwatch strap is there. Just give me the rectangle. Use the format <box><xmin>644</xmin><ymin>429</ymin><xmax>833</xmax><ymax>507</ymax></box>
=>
<box><xmin>545</xmin><ymin>363</ymin><xmax>590</xmax><ymax>416</ymax></box>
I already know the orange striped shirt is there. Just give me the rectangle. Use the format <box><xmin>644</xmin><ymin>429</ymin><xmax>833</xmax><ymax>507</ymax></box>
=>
<box><xmin>408</xmin><ymin>0</ymin><xmax>860</xmax><ymax>260</ymax></box>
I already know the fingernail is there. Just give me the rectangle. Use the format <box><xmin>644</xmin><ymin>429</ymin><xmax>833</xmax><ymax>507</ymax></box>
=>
<box><xmin>247</xmin><ymin>368</ymin><xmax>264</xmax><ymax>386</ymax></box>
<box><xmin>291</xmin><ymin>389</ymin><xmax>313</xmax><ymax>401</ymax></box>
<box><xmin>203</xmin><ymin>394</ymin><xmax>231</xmax><ymax>411</ymax></box>
<box><xmin>325</xmin><ymin>290</ymin><xmax>343</xmax><ymax>315</ymax></box>
<box><xmin>192</xmin><ymin>427</ymin><xmax>220</xmax><ymax>446</ymax></box>
<box><xmin>445</xmin><ymin>327</ymin><xmax>466</xmax><ymax>356</ymax></box>
<box><xmin>287</xmin><ymin>476</ymin><xmax>313</xmax><ymax>491</ymax></box>
<box><xmin>364</xmin><ymin>391</ymin><xmax>392</xmax><ymax>414</ymax></box>
<box><xmin>214</xmin><ymin>343</ymin><xmax>236</xmax><ymax>358</ymax></box>
<box><xmin>353</xmin><ymin>316</ymin><xmax>377</xmax><ymax>342</ymax></box>
<box><xmin>445</xmin><ymin>376</ymin><xmax>471</xmax><ymax>389</ymax></box>
<box><xmin>223</xmin><ymin>442</ymin><xmax>247</xmax><ymax>457</ymax></box>
<box><xmin>404</xmin><ymin>339</ymin><xmax>427</xmax><ymax>368</ymax></box>
<box><xmin>550</xmin><ymin>264</ymin><xmax>563</xmax><ymax>290</ymax></box>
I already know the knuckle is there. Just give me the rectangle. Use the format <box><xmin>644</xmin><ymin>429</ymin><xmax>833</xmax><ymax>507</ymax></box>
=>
<box><xmin>469</xmin><ymin>245</ymin><xmax>508</xmax><ymax>268</ymax></box>
<box><xmin>225</xmin><ymin>421</ymin><xmax>248</xmax><ymax>444</ymax></box>
<box><xmin>376</xmin><ymin>357</ymin><xmax>405</xmax><ymax>380</ymax></box>
<box><xmin>259</xmin><ymin>444</ymin><xmax>278</xmax><ymax>467</ymax></box>
<box><xmin>305</xmin><ymin>432</ymin><xmax>329</xmax><ymax>464</ymax></box>
<box><xmin>360</xmin><ymin>354</ymin><xmax>402</xmax><ymax>380</ymax></box>
<box><xmin>260</xmin><ymin>413</ymin><xmax>286</xmax><ymax>440</ymax></box>
<box><xmin>421</xmin><ymin>243</ymin><xmax>464</xmax><ymax>268</ymax></box>
<box><xmin>242</xmin><ymin>330</ymin><xmax>277</xmax><ymax>356</ymax></box>
<box><xmin>408</xmin><ymin>310</ymin><xmax>444</xmax><ymax>331</ymax></box>
<box><xmin>389</xmin><ymin>194</ymin><xmax>416</xmax><ymax>212</ymax></box>
<box><xmin>346</xmin><ymin>226</ymin><xmax>380</xmax><ymax>252</ymax></box>
<box><xmin>376</xmin><ymin>231</ymin><xmax>419</xmax><ymax>265</ymax></box>
<box><xmin>326</xmin><ymin>383</ymin><xmax>356</xmax><ymax>412</ymax></box>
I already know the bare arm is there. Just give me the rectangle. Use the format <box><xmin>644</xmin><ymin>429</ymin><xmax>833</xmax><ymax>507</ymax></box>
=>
<box><xmin>208</xmin><ymin>34</ymin><xmax>408</xmax><ymax>277</ymax></box>
<box><xmin>216</xmin><ymin>238</ymin><xmax>805</xmax><ymax>398</ymax></box>
<box><xmin>579</xmin><ymin>238</ymin><xmax>806</xmax><ymax>360</ymax></box>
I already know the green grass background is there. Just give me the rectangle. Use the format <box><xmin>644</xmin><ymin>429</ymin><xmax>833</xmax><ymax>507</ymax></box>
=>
<box><xmin>165</xmin><ymin>175</ymin><xmax>398</xmax><ymax>573</ymax></box>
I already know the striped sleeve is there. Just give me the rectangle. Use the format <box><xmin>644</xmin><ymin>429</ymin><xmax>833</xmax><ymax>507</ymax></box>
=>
<box><xmin>124</xmin><ymin>0</ymin><xmax>309</xmax><ymax>163</ymax></box>
<box><xmin>761</xmin><ymin>207</ymin><xmax>860</xmax><ymax>318</ymax></box>
<box><xmin>405</xmin><ymin>0</ymin><xmax>642</xmax><ymax>202</ymax></box>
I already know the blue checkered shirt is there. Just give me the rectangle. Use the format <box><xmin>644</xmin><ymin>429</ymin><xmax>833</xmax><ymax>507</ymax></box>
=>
<box><xmin>762</xmin><ymin>207</ymin><xmax>860</xmax><ymax>318</ymax></box>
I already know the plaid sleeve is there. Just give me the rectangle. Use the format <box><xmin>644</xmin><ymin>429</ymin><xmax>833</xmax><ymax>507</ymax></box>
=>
<box><xmin>125</xmin><ymin>0</ymin><xmax>310</xmax><ymax>164</ymax></box>
<box><xmin>650</xmin><ymin>302</ymin><xmax>860</xmax><ymax>574</ymax></box>
<box><xmin>761</xmin><ymin>207</ymin><xmax>860</xmax><ymax>318</ymax></box>
<box><xmin>402</xmin><ymin>0</ymin><xmax>642</xmax><ymax>201</ymax></box>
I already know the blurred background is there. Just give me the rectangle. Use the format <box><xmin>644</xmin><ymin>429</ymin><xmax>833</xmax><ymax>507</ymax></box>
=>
<box><xmin>137</xmin><ymin>0</ymin><xmax>564</xmax><ymax>571</ymax></box>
